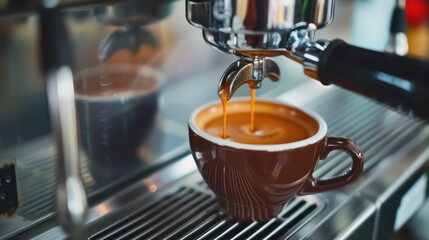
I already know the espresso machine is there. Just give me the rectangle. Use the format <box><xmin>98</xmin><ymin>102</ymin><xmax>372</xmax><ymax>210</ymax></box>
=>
<box><xmin>1</xmin><ymin>0</ymin><xmax>429</xmax><ymax>239</ymax></box>
<box><xmin>186</xmin><ymin>0</ymin><xmax>429</xmax><ymax>119</ymax></box>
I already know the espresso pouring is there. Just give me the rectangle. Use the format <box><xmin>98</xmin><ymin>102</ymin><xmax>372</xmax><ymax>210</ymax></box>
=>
<box><xmin>197</xmin><ymin>97</ymin><xmax>318</xmax><ymax>145</ymax></box>
<box><xmin>212</xmin><ymin>83</ymin><xmax>316</xmax><ymax>145</ymax></box>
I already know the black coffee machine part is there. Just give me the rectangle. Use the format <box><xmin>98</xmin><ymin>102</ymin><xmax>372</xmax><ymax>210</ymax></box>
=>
<box><xmin>317</xmin><ymin>40</ymin><xmax>429</xmax><ymax>120</ymax></box>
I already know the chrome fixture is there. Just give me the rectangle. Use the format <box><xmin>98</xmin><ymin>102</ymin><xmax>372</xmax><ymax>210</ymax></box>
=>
<box><xmin>385</xmin><ymin>0</ymin><xmax>409</xmax><ymax>56</ymax></box>
<box><xmin>218</xmin><ymin>57</ymin><xmax>280</xmax><ymax>99</ymax></box>
<box><xmin>95</xmin><ymin>1</ymin><xmax>171</xmax><ymax>61</ymax></box>
<box><xmin>187</xmin><ymin>0</ymin><xmax>335</xmax><ymax>97</ymax></box>
<box><xmin>40</xmin><ymin>7</ymin><xmax>87</xmax><ymax>239</ymax></box>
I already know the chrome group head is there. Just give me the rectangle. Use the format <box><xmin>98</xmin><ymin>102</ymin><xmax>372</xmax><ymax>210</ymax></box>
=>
<box><xmin>186</xmin><ymin>0</ymin><xmax>335</xmax><ymax>97</ymax></box>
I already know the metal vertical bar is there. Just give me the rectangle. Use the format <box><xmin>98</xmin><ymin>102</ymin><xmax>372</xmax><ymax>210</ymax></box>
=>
<box><xmin>39</xmin><ymin>4</ymin><xmax>88</xmax><ymax>238</ymax></box>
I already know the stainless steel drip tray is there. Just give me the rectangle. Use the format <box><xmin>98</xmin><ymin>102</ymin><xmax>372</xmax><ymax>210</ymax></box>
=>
<box><xmin>20</xmin><ymin>81</ymin><xmax>429</xmax><ymax>239</ymax></box>
<box><xmin>84</xmin><ymin>168</ymin><xmax>374</xmax><ymax>240</ymax></box>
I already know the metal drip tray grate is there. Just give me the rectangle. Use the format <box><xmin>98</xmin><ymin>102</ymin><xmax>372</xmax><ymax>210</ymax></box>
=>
<box><xmin>89</xmin><ymin>86</ymin><xmax>427</xmax><ymax>240</ymax></box>
<box><xmin>90</xmin><ymin>184</ymin><xmax>325</xmax><ymax>240</ymax></box>
<box><xmin>12</xmin><ymin>85</ymin><xmax>427</xmax><ymax>240</ymax></box>
<box><xmin>10</xmin><ymin>140</ymin><xmax>58</xmax><ymax>221</ymax></box>
<box><xmin>281</xmin><ymin>88</ymin><xmax>427</xmax><ymax>179</ymax></box>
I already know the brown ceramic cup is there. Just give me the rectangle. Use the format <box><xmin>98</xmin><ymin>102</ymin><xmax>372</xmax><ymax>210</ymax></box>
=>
<box><xmin>188</xmin><ymin>98</ymin><xmax>364</xmax><ymax>221</ymax></box>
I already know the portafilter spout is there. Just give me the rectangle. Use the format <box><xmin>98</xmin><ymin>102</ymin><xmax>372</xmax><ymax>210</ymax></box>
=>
<box><xmin>219</xmin><ymin>57</ymin><xmax>280</xmax><ymax>100</ymax></box>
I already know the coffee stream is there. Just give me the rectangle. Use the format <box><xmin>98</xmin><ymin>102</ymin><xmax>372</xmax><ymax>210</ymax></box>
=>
<box><xmin>219</xmin><ymin>84</ymin><xmax>257</xmax><ymax>140</ymax></box>
<box><xmin>249</xmin><ymin>88</ymin><xmax>256</xmax><ymax>133</ymax></box>
<box><xmin>219</xmin><ymin>83</ymin><xmax>230</xmax><ymax>139</ymax></box>
<box><xmin>216</xmin><ymin>84</ymin><xmax>314</xmax><ymax>145</ymax></box>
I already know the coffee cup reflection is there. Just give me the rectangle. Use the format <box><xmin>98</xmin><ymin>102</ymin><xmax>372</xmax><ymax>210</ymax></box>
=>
<box><xmin>74</xmin><ymin>65</ymin><xmax>162</xmax><ymax>165</ymax></box>
<box><xmin>188</xmin><ymin>98</ymin><xmax>364</xmax><ymax>221</ymax></box>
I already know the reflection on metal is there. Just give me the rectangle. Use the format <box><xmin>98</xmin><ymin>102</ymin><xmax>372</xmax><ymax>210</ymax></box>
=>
<box><xmin>187</xmin><ymin>0</ymin><xmax>334</xmax><ymax>51</ymax></box>
<box><xmin>46</xmin><ymin>66</ymin><xmax>88</xmax><ymax>237</ymax></box>
<box><xmin>148</xmin><ymin>184</ymin><xmax>158</xmax><ymax>193</ymax></box>
<box><xmin>385</xmin><ymin>0</ymin><xmax>408</xmax><ymax>56</ymax></box>
<box><xmin>95</xmin><ymin>1</ymin><xmax>172</xmax><ymax>61</ymax></box>
<box><xmin>98</xmin><ymin>26</ymin><xmax>157</xmax><ymax>61</ymax></box>
<box><xmin>186</xmin><ymin>0</ymin><xmax>334</xmax><ymax>55</ymax></box>
<box><xmin>93</xmin><ymin>203</ymin><xmax>111</xmax><ymax>216</ymax></box>
<box><xmin>386</xmin><ymin>32</ymin><xmax>409</xmax><ymax>56</ymax></box>
<box><xmin>218</xmin><ymin>57</ymin><xmax>280</xmax><ymax>100</ymax></box>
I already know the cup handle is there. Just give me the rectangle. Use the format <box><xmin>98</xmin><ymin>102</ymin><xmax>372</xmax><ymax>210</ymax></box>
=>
<box><xmin>300</xmin><ymin>137</ymin><xmax>364</xmax><ymax>195</ymax></box>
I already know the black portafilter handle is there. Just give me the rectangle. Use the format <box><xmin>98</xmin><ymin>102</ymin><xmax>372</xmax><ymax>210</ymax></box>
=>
<box><xmin>317</xmin><ymin>40</ymin><xmax>429</xmax><ymax>120</ymax></box>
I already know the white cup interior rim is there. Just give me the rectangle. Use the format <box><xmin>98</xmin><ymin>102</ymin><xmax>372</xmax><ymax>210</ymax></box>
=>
<box><xmin>189</xmin><ymin>97</ymin><xmax>328</xmax><ymax>151</ymax></box>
